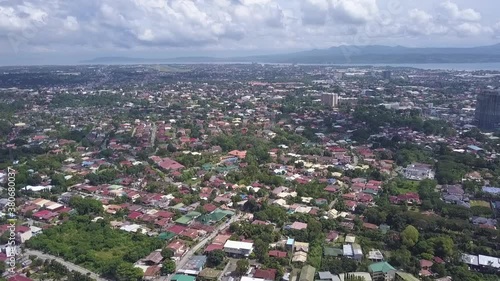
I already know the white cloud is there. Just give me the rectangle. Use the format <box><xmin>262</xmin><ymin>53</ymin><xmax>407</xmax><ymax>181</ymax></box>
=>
<box><xmin>0</xmin><ymin>0</ymin><xmax>497</xmax><ymax>56</ymax></box>
<box><xmin>300</xmin><ymin>0</ymin><xmax>330</xmax><ymax>25</ymax></box>
<box><xmin>406</xmin><ymin>9</ymin><xmax>448</xmax><ymax>36</ymax></box>
<box><xmin>63</xmin><ymin>16</ymin><xmax>79</xmax><ymax>31</ymax></box>
<box><xmin>454</xmin><ymin>22</ymin><xmax>489</xmax><ymax>37</ymax></box>
<box><xmin>439</xmin><ymin>0</ymin><xmax>481</xmax><ymax>22</ymax></box>
<box><xmin>330</xmin><ymin>0</ymin><xmax>379</xmax><ymax>24</ymax></box>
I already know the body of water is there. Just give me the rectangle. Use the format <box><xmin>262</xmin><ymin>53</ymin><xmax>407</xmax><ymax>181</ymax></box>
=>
<box><xmin>323</xmin><ymin>63</ymin><xmax>500</xmax><ymax>71</ymax></box>
<box><xmin>166</xmin><ymin>61</ymin><xmax>500</xmax><ymax>71</ymax></box>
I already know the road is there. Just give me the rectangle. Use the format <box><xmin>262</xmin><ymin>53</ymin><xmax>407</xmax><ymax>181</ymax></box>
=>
<box><xmin>24</xmin><ymin>249</ymin><xmax>107</xmax><ymax>281</ymax></box>
<box><xmin>218</xmin><ymin>258</ymin><xmax>237</xmax><ymax>281</ymax></box>
<box><xmin>167</xmin><ymin>214</ymin><xmax>241</xmax><ymax>281</ymax></box>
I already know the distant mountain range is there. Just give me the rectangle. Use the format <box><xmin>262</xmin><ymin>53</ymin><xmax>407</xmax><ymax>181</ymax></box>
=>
<box><xmin>83</xmin><ymin>44</ymin><xmax>500</xmax><ymax>64</ymax></box>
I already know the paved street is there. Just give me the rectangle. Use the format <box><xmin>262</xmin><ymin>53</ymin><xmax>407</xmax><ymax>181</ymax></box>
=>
<box><xmin>24</xmin><ymin>249</ymin><xmax>107</xmax><ymax>281</ymax></box>
<box><xmin>167</xmin><ymin>214</ymin><xmax>241</xmax><ymax>281</ymax></box>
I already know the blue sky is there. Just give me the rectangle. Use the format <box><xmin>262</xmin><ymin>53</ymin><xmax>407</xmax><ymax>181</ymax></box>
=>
<box><xmin>0</xmin><ymin>0</ymin><xmax>499</xmax><ymax>65</ymax></box>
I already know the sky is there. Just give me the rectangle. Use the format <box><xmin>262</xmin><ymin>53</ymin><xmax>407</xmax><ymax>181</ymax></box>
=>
<box><xmin>0</xmin><ymin>0</ymin><xmax>499</xmax><ymax>65</ymax></box>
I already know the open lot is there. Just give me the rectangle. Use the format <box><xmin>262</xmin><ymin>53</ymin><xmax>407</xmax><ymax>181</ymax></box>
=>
<box><xmin>471</xmin><ymin>200</ymin><xmax>491</xmax><ymax>208</ymax></box>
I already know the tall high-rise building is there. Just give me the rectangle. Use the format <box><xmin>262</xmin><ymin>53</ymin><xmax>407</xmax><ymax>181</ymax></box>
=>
<box><xmin>382</xmin><ymin>70</ymin><xmax>392</xmax><ymax>80</ymax></box>
<box><xmin>321</xmin><ymin>93</ymin><xmax>339</xmax><ymax>108</ymax></box>
<box><xmin>475</xmin><ymin>89</ymin><xmax>500</xmax><ymax>130</ymax></box>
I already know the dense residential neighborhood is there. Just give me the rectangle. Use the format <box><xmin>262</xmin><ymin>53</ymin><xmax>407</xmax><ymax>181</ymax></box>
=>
<box><xmin>0</xmin><ymin>63</ymin><xmax>499</xmax><ymax>281</ymax></box>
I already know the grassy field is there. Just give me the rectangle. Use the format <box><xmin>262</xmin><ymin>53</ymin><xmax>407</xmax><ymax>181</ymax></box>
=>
<box><xmin>471</xmin><ymin>200</ymin><xmax>491</xmax><ymax>208</ymax></box>
<box><xmin>394</xmin><ymin>180</ymin><xmax>419</xmax><ymax>194</ymax></box>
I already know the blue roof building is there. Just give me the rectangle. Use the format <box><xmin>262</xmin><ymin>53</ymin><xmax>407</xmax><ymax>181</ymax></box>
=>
<box><xmin>483</xmin><ymin>186</ymin><xmax>500</xmax><ymax>195</ymax></box>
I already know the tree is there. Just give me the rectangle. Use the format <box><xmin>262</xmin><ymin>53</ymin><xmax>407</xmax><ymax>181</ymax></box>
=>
<box><xmin>431</xmin><ymin>262</ymin><xmax>447</xmax><ymax>277</ymax></box>
<box><xmin>115</xmin><ymin>262</ymin><xmax>143</xmax><ymax>281</ymax></box>
<box><xmin>253</xmin><ymin>239</ymin><xmax>269</xmax><ymax>262</ymax></box>
<box><xmin>401</xmin><ymin>225</ymin><xmax>419</xmax><ymax>247</ymax></box>
<box><xmin>307</xmin><ymin>218</ymin><xmax>323</xmax><ymax>242</ymax></box>
<box><xmin>236</xmin><ymin>259</ymin><xmax>249</xmax><ymax>276</ymax></box>
<box><xmin>69</xmin><ymin>196</ymin><xmax>103</xmax><ymax>215</ymax></box>
<box><xmin>207</xmin><ymin>250</ymin><xmax>226</xmax><ymax>267</ymax></box>
<box><xmin>161</xmin><ymin>248</ymin><xmax>174</xmax><ymax>259</ymax></box>
<box><xmin>162</xmin><ymin>260</ymin><xmax>176</xmax><ymax>275</ymax></box>
<box><xmin>388</xmin><ymin>248</ymin><xmax>411</xmax><ymax>268</ymax></box>
<box><xmin>429</xmin><ymin>236</ymin><xmax>454</xmax><ymax>258</ymax></box>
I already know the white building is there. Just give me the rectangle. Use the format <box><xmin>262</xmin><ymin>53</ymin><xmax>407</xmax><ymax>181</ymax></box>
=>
<box><xmin>223</xmin><ymin>240</ymin><xmax>254</xmax><ymax>257</ymax></box>
<box><xmin>403</xmin><ymin>163</ymin><xmax>435</xmax><ymax>181</ymax></box>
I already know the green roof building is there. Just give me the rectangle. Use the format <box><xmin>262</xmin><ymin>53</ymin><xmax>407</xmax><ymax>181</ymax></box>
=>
<box><xmin>324</xmin><ymin>247</ymin><xmax>343</xmax><ymax>257</ymax></box>
<box><xmin>186</xmin><ymin>211</ymin><xmax>202</xmax><ymax>218</ymax></box>
<box><xmin>172</xmin><ymin>203</ymin><xmax>185</xmax><ymax>210</ymax></box>
<box><xmin>217</xmin><ymin>209</ymin><xmax>235</xmax><ymax>216</ymax></box>
<box><xmin>299</xmin><ymin>265</ymin><xmax>316</xmax><ymax>281</ymax></box>
<box><xmin>395</xmin><ymin>272</ymin><xmax>420</xmax><ymax>281</ymax></box>
<box><xmin>369</xmin><ymin>262</ymin><xmax>396</xmax><ymax>281</ymax></box>
<box><xmin>175</xmin><ymin>216</ymin><xmax>193</xmax><ymax>225</ymax></box>
<box><xmin>197</xmin><ymin>211</ymin><xmax>227</xmax><ymax>225</ymax></box>
<box><xmin>158</xmin><ymin>232</ymin><xmax>176</xmax><ymax>241</ymax></box>
<box><xmin>171</xmin><ymin>274</ymin><xmax>196</xmax><ymax>281</ymax></box>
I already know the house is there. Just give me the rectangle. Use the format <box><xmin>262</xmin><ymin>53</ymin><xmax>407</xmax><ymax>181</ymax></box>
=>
<box><xmin>294</xmin><ymin>242</ymin><xmax>309</xmax><ymax>252</ymax></box>
<box><xmin>403</xmin><ymin>163</ymin><xmax>434</xmax><ymax>180</ymax></box>
<box><xmin>292</xmin><ymin>251</ymin><xmax>308</xmax><ymax>263</ymax></box>
<box><xmin>289</xmin><ymin>221</ymin><xmax>308</xmax><ymax>230</ymax></box>
<box><xmin>228</xmin><ymin>150</ymin><xmax>247</xmax><ymax>159</ymax></box>
<box><xmin>462</xmin><ymin>253</ymin><xmax>500</xmax><ymax>270</ymax></box>
<box><xmin>268</xmin><ymin>250</ymin><xmax>287</xmax><ymax>258</ymax></box>
<box><xmin>205</xmin><ymin>244</ymin><xmax>224</xmax><ymax>253</ymax></box>
<box><xmin>171</xmin><ymin>274</ymin><xmax>196</xmax><ymax>281</ymax></box>
<box><xmin>345</xmin><ymin>235</ymin><xmax>356</xmax><ymax>244</ymax></box>
<box><xmin>16</xmin><ymin>225</ymin><xmax>32</xmax><ymax>243</ymax></box>
<box><xmin>254</xmin><ymin>268</ymin><xmax>277</xmax><ymax>280</ymax></box>
<box><xmin>143</xmin><ymin>250</ymin><xmax>163</xmax><ymax>265</ymax></box>
<box><xmin>212</xmin><ymin>234</ymin><xmax>231</xmax><ymax>245</ymax></box>
<box><xmin>143</xmin><ymin>265</ymin><xmax>162</xmax><ymax>280</ymax></box>
<box><xmin>343</xmin><ymin>245</ymin><xmax>353</xmax><ymax>258</ymax></box>
<box><xmin>324</xmin><ymin>247</ymin><xmax>343</xmax><ymax>258</ymax></box>
<box><xmin>389</xmin><ymin>193</ymin><xmax>421</xmax><ymax>205</ymax></box>
<box><xmin>318</xmin><ymin>272</ymin><xmax>340</xmax><ymax>281</ymax></box>
<box><xmin>32</xmin><ymin>210</ymin><xmax>58</xmax><ymax>221</ymax></box>
<box><xmin>325</xmin><ymin>231</ymin><xmax>339</xmax><ymax>243</ymax></box>
<box><xmin>367</xmin><ymin>249</ymin><xmax>384</xmax><ymax>262</ymax></box>
<box><xmin>177</xmin><ymin>255</ymin><xmax>207</xmax><ymax>276</ymax></box>
<box><xmin>167</xmin><ymin>240</ymin><xmax>188</xmax><ymax>257</ymax></box>
<box><xmin>158</xmin><ymin>158</ymin><xmax>185</xmax><ymax>171</ymax></box>
<box><xmin>482</xmin><ymin>186</ymin><xmax>500</xmax><ymax>195</ymax></box>
<box><xmin>30</xmin><ymin>226</ymin><xmax>43</xmax><ymax>236</ymax></box>
<box><xmin>394</xmin><ymin>272</ymin><xmax>419</xmax><ymax>281</ymax></box>
<box><xmin>299</xmin><ymin>265</ymin><xmax>316</xmax><ymax>281</ymax></box>
<box><xmin>352</xmin><ymin>244</ymin><xmax>363</xmax><ymax>261</ymax></box>
<box><xmin>223</xmin><ymin>240</ymin><xmax>254</xmax><ymax>257</ymax></box>
<box><xmin>368</xmin><ymin>261</ymin><xmax>396</xmax><ymax>281</ymax></box>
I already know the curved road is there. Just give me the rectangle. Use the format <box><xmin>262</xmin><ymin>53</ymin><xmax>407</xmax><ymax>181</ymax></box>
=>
<box><xmin>24</xmin><ymin>249</ymin><xmax>107</xmax><ymax>281</ymax></box>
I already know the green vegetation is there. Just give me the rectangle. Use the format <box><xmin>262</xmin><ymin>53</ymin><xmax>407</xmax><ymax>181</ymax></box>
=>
<box><xmin>470</xmin><ymin>200</ymin><xmax>490</xmax><ymax>208</ymax></box>
<box><xmin>162</xmin><ymin>260</ymin><xmax>176</xmax><ymax>275</ymax></box>
<box><xmin>207</xmin><ymin>250</ymin><xmax>226</xmax><ymax>268</ymax></box>
<box><xmin>26</xmin><ymin>216</ymin><xmax>164</xmax><ymax>281</ymax></box>
<box><xmin>236</xmin><ymin>259</ymin><xmax>249</xmax><ymax>276</ymax></box>
<box><xmin>30</xmin><ymin>259</ymin><xmax>95</xmax><ymax>281</ymax></box>
<box><xmin>401</xmin><ymin>225</ymin><xmax>419</xmax><ymax>247</ymax></box>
